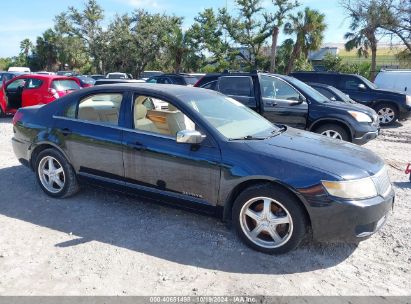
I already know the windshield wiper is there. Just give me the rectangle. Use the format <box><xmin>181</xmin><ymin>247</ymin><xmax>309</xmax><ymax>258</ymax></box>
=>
<box><xmin>229</xmin><ymin>135</ymin><xmax>266</xmax><ymax>141</ymax></box>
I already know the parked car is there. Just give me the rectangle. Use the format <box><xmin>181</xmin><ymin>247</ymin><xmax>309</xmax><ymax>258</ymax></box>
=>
<box><xmin>8</xmin><ymin>67</ymin><xmax>30</xmax><ymax>73</ymax></box>
<box><xmin>94</xmin><ymin>79</ymin><xmax>145</xmax><ymax>86</ymax></box>
<box><xmin>0</xmin><ymin>71</ymin><xmax>24</xmax><ymax>84</ymax></box>
<box><xmin>195</xmin><ymin>71</ymin><xmax>379</xmax><ymax>144</ymax></box>
<box><xmin>106</xmin><ymin>72</ymin><xmax>131</xmax><ymax>79</ymax></box>
<box><xmin>90</xmin><ymin>74</ymin><xmax>105</xmax><ymax>80</ymax></box>
<box><xmin>290</xmin><ymin>71</ymin><xmax>411</xmax><ymax>125</ymax></box>
<box><xmin>0</xmin><ymin>74</ymin><xmax>81</xmax><ymax>116</ymax></box>
<box><xmin>35</xmin><ymin>71</ymin><xmax>56</xmax><ymax>75</ymax></box>
<box><xmin>57</xmin><ymin>71</ymin><xmax>76</xmax><ymax>76</ymax></box>
<box><xmin>147</xmin><ymin>73</ymin><xmax>204</xmax><ymax>86</ymax></box>
<box><xmin>75</xmin><ymin>75</ymin><xmax>96</xmax><ymax>88</ymax></box>
<box><xmin>308</xmin><ymin>82</ymin><xmax>356</xmax><ymax>104</ymax></box>
<box><xmin>374</xmin><ymin>69</ymin><xmax>411</xmax><ymax>94</ymax></box>
<box><xmin>140</xmin><ymin>70</ymin><xmax>164</xmax><ymax>80</ymax></box>
<box><xmin>12</xmin><ymin>84</ymin><xmax>394</xmax><ymax>254</ymax></box>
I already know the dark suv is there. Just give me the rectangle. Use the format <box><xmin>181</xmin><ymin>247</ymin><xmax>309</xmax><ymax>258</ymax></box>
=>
<box><xmin>290</xmin><ymin>71</ymin><xmax>411</xmax><ymax>125</ymax></box>
<box><xmin>195</xmin><ymin>72</ymin><xmax>379</xmax><ymax>144</ymax></box>
<box><xmin>147</xmin><ymin>73</ymin><xmax>204</xmax><ymax>86</ymax></box>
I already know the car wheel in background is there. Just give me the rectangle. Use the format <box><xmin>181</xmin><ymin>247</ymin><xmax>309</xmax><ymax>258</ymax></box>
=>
<box><xmin>315</xmin><ymin>124</ymin><xmax>349</xmax><ymax>141</ymax></box>
<box><xmin>232</xmin><ymin>184</ymin><xmax>307</xmax><ymax>254</ymax></box>
<box><xmin>35</xmin><ymin>148</ymin><xmax>79</xmax><ymax>198</ymax></box>
<box><xmin>375</xmin><ymin>103</ymin><xmax>398</xmax><ymax>126</ymax></box>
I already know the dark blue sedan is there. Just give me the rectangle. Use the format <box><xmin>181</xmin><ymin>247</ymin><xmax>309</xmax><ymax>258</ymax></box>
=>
<box><xmin>11</xmin><ymin>84</ymin><xmax>394</xmax><ymax>254</ymax></box>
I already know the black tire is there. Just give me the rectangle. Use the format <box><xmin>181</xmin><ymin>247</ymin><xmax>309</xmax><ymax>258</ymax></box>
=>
<box><xmin>35</xmin><ymin>148</ymin><xmax>79</xmax><ymax>198</ymax></box>
<box><xmin>232</xmin><ymin>184</ymin><xmax>308</xmax><ymax>254</ymax></box>
<box><xmin>374</xmin><ymin>103</ymin><xmax>398</xmax><ymax>126</ymax></box>
<box><xmin>314</xmin><ymin>124</ymin><xmax>349</xmax><ymax>142</ymax></box>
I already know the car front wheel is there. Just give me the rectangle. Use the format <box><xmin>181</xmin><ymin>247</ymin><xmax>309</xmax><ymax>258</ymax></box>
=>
<box><xmin>232</xmin><ymin>184</ymin><xmax>307</xmax><ymax>254</ymax></box>
<box><xmin>315</xmin><ymin>124</ymin><xmax>349</xmax><ymax>141</ymax></box>
<box><xmin>35</xmin><ymin>148</ymin><xmax>79</xmax><ymax>198</ymax></box>
<box><xmin>375</xmin><ymin>103</ymin><xmax>398</xmax><ymax>125</ymax></box>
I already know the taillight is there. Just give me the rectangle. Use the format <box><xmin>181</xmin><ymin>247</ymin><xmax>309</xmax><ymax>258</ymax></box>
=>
<box><xmin>12</xmin><ymin>111</ymin><xmax>23</xmax><ymax>125</ymax></box>
<box><xmin>48</xmin><ymin>88</ymin><xmax>59</xmax><ymax>99</ymax></box>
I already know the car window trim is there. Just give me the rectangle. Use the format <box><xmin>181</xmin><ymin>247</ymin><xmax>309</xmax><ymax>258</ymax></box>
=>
<box><xmin>24</xmin><ymin>78</ymin><xmax>44</xmax><ymax>90</ymax></box>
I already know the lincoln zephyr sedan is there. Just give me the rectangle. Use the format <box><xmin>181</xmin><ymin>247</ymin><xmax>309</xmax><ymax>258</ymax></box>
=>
<box><xmin>11</xmin><ymin>84</ymin><xmax>394</xmax><ymax>254</ymax></box>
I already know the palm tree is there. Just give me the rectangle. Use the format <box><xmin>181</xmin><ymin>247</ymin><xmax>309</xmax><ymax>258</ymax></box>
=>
<box><xmin>343</xmin><ymin>0</ymin><xmax>381</xmax><ymax>80</ymax></box>
<box><xmin>284</xmin><ymin>7</ymin><xmax>326</xmax><ymax>74</ymax></box>
<box><xmin>166</xmin><ymin>26</ymin><xmax>191</xmax><ymax>73</ymax></box>
<box><xmin>20</xmin><ymin>39</ymin><xmax>33</xmax><ymax>57</ymax></box>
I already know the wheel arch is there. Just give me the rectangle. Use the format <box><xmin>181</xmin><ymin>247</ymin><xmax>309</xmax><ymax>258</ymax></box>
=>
<box><xmin>372</xmin><ymin>100</ymin><xmax>399</xmax><ymax>113</ymax></box>
<box><xmin>29</xmin><ymin>141</ymin><xmax>70</xmax><ymax>171</ymax></box>
<box><xmin>223</xmin><ymin>179</ymin><xmax>312</xmax><ymax>228</ymax></box>
<box><xmin>309</xmin><ymin>118</ymin><xmax>353</xmax><ymax>141</ymax></box>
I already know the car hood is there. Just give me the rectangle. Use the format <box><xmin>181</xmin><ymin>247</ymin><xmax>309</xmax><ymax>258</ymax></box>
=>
<box><xmin>321</xmin><ymin>100</ymin><xmax>376</xmax><ymax>116</ymax></box>
<box><xmin>246</xmin><ymin>128</ymin><xmax>384</xmax><ymax>180</ymax></box>
<box><xmin>374</xmin><ymin>88</ymin><xmax>406</xmax><ymax>98</ymax></box>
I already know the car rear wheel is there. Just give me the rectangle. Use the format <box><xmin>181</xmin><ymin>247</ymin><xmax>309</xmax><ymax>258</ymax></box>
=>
<box><xmin>375</xmin><ymin>103</ymin><xmax>398</xmax><ymax>125</ymax></box>
<box><xmin>315</xmin><ymin>124</ymin><xmax>349</xmax><ymax>141</ymax></box>
<box><xmin>232</xmin><ymin>184</ymin><xmax>307</xmax><ymax>254</ymax></box>
<box><xmin>35</xmin><ymin>148</ymin><xmax>79</xmax><ymax>198</ymax></box>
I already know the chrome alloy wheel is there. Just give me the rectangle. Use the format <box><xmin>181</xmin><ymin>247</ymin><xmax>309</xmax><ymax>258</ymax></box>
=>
<box><xmin>378</xmin><ymin>107</ymin><xmax>395</xmax><ymax>124</ymax></box>
<box><xmin>38</xmin><ymin>156</ymin><xmax>65</xmax><ymax>194</ymax></box>
<box><xmin>321</xmin><ymin>130</ymin><xmax>343</xmax><ymax>140</ymax></box>
<box><xmin>239</xmin><ymin>197</ymin><xmax>293</xmax><ymax>249</ymax></box>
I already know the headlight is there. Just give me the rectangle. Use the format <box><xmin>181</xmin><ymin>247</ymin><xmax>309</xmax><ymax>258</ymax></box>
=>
<box><xmin>348</xmin><ymin>111</ymin><xmax>372</xmax><ymax>123</ymax></box>
<box><xmin>322</xmin><ymin>177</ymin><xmax>377</xmax><ymax>199</ymax></box>
<box><xmin>406</xmin><ymin>95</ymin><xmax>411</xmax><ymax>106</ymax></box>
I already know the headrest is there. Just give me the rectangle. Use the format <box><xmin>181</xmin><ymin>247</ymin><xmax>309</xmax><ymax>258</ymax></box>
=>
<box><xmin>135</xmin><ymin>104</ymin><xmax>147</xmax><ymax>120</ymax></box>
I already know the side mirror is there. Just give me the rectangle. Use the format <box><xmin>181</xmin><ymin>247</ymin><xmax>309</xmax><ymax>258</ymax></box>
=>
<box><xmin>290</xmin><ymin>95</ymin><xmax>306</xmax><ymax>106</ymax></box>
<box><xmin>176</xmin><ymin>130</ymin><xmax>206</xmax><ymax>144</ymax></box>
<box><xmin>358</xmin><ymin>84</ymin><xmax>367</xmax><ymax>90</ymax></box>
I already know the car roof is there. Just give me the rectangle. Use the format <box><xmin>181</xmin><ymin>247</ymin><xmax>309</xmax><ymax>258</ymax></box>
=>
<box><xmin>306</xmin><ymin>82</ymin><xmax>332</xmax><ymax>88</ymax></box>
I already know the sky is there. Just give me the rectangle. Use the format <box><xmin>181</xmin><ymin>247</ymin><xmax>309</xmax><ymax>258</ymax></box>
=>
<box><xmin>0</xmin><ymin>0</ymin><xmax>349</xmax><ymax>58</ymax></box>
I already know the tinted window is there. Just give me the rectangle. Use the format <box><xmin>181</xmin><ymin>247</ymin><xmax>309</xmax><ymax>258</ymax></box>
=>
<box><xmin>25</xmin><ymin>78</ymin><xmax>43</xmax><ymax>89</ymax></box>
<box><xmin>260</xmin><ymin>75</ymin><xmax>300</xmax><ymax>101</ymax></box>
<box><xmin>218</xmin><ymin>76</ymin><xmax>254</xmax><ymax>97</ymax></box>
<box><xmin>77</xmin><ymin>93</ymin><xmax>123</xmax><ymax>125</ymax></box>
<box><xmin>318</xmin><ymin>74</ymin><xmax>338</xmax><ymax>86</ymax></box>
<box><xmin>147</xmin><ymin>77</ymin><xmax>158</xmax><ymax>83</ymax></box>
<box><xmin>339</xmin><ymin>76</ymin><xmax>363</xmax><ymax>90</ymax></box>
<box><xmin>314</xmin><ymin>87</ymin><xmax>335</xmax><ymax>100</ymax></box>
<box><xmin>52</xmin><ymin>80</ymin><xmax>80</xmax><ymax>91</ymax></box>
<box><xmin>183</xmin><ymin>76</ymin><xmax>198</xmax><ymax>86</ymax></box>
<box><xmin>202</xmin><ymin>80</ymin><xmax>218</xmax><ymax>91</ymax></box>
<box><xmin>293</xmin><ymin>73</ymin><xmax>318</xmax><ymax>83</ymax></box>
<box><xmin>172</xmin><ymin>76</ymin><xmax>186</xmax><ymax>85</ymax></box>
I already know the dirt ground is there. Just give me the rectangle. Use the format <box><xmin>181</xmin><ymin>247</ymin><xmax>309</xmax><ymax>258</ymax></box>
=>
<box><xmin>0</xmin><ymin>116</ymin><xmax>410</xmax><ymax>296</ymax></box>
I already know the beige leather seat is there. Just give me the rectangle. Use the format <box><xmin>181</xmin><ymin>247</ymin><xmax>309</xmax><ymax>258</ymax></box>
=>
<box><xmin>167</xmin><ymin>104</ymin><xmax>195</xmax><ymax>136</ymax></box>
<box><xmin>78</xmin><ymin>107</ymin><xmax>100</xmax><ymax>121</ymax></box>
<box><xmin>134</xmin><ymin>104</ymin><xmax>160</xmax><ymax>133</ymax></box>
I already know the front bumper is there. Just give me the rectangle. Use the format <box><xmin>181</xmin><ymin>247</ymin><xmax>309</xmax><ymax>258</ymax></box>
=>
<box><xmin>307</xmin><ymin>190</ymin><xmax>394</xmax><ymax>243</ymax></box>
<box><xmin>352</xmin><ymin>129</ymin><xmax>379</xmax><ymax>145</ymax></box>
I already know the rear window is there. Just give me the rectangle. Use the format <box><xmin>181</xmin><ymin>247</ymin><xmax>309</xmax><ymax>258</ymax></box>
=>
<box><xmin>52</xmin><ymin>80</ymin><xmax>80</xmax><ymax>91</ymax></box>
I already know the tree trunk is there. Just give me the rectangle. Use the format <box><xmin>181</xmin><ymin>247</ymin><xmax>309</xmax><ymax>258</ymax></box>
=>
<box><xmin>270</xmin><ymin>26</ymin><xmax>280</xmax><ymax>73</ymax></box>
<box><xmin>370</xmin><ymin>45</ymin><xmax>377</xmax><ymax>80</ymax></box>
<box><xmin>286</xmin><ymin>39</ymin><xmax>302</xmax><ymax>74</ymax></box>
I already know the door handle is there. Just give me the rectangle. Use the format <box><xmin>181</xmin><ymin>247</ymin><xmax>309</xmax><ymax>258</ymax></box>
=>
<box><xmin>127</xmin><ymin>141</ymin><xmax>146</xmax><ymax>151</ymax></box>
<box><xmin>61</xmin><ymin>128</ymin><xmax>72</xmax><ymax>136</ymax></box>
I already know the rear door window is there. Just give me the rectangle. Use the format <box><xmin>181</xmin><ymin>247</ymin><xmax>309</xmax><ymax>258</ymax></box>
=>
<box><xmin>77</xmin><ymin>93</ymin><xmax>123</xmax><ymax>126</ymax></box>
<box><xmin>52</xmin><ymin>79</ymin><xmax>80</xmax><ymax>92</ymax></box>
<box><xmin>218</xmin><ymin>76</ymin><xmax>254</xmax><ymax>97</ymax></box>
<box><xmin>202</xmin><ymin>80</ymin><xmax>218</xmax><ymax>91</ymax></box>
<box><xmin>314</xmin><ymin>87</ymin><xmax>335</xmax><ymax>100</ymax></box>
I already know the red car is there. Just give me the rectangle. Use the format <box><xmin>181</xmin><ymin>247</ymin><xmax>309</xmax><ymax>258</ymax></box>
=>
<box><xmin>0</xmin><ymin>74</ymin><xmax>81</xmax><ymax>116</ymax></box>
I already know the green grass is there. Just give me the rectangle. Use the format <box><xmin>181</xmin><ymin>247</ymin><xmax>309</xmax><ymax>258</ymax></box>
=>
<box><xmin>338</xmin><ymin>47</ymin><xmax>409</xmax><ymax>67</ymax></box>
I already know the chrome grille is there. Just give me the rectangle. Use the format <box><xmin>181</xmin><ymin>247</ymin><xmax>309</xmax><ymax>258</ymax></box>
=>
<box><xmin>372</xmin><ymin>167</ymin><xmax>392</xmax><ymax>197</ymax></box>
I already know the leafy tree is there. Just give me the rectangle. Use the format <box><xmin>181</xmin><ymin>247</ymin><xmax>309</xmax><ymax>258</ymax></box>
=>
<box><xmin>284</xmin><ymin>7</ymin><xmax>326</xmax><ymax>73</ymax></box>
<box><xmin>342</xmin><ymin>0</ymin><xmax>384</xmax><ymax>79</ymax></box>
<box><xmin>20</xmin><ymin>39</ymin><xmax>33</xmax><ymax>58</ymax></box>
<box><xmin>164</xmin><ymin>22</ymin><xmax>192</xmax><ymax>73</ymax></box>
<box><xmin>269</xmin><ymin>0</ymin><xmax>300</xmax><ymax>72</ymax></box>
<box><xmin>221</xmin><ymin>0</ymin><xmax>275</xmax><ymax>69</ymax></box>
<box><xmin>34</xmin><ymin>29</ymin><xmax>59</xmax><ymax>70</ymax></box>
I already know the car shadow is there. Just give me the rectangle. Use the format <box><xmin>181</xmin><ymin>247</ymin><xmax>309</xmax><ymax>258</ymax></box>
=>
<box><xmin>0</xmin><ymin>165</ymin><xmax>357</xmax><ymax>274</ymax></box>
<box><xmin>393</xmin><ymin>181</ymin><xmax>410</xmax><ymax>189</ymax></box>
<box><xmin>380</xmin><ymin>121</ymin><xmax>403</xmax><ymax>129</ymax></box>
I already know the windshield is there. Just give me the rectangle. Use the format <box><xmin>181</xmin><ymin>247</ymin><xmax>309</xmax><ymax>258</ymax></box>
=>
<box><xmin>184</xmin><ymin>76</ymin><xmax>199</xmax><ymax>85</ymax></box>
<box><xmin>285</xmin><ymin>76</ymin><xmax>330</xmax><ymax>103</ymax></box>
<box><xmin>179</xmin><ymin>92</ymin><xmax>279</xmax><ymax>139</ymax></box>
<box><xmin>78</xmin><ymin>76</ymin><xmax>96</xmax><ymax>85</ymax></box>
<box><xmin>52</xmin><ymin>80</ymin><xmax>80</xmax><ymax>91</ymax></box>
<box><xmin>358</xmin><ymin>75</ymin><xmax>377</xmax><ymax>89</ymax></box>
